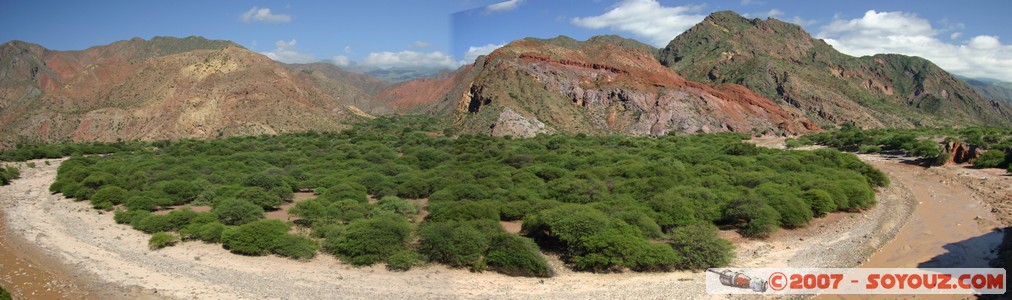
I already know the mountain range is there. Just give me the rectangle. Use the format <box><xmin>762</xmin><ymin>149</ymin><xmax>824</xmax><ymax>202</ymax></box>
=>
<box><xmin>1</xmin><ymin>11</ymin><xmax>1010</xmax><ymax>147</ymax></box>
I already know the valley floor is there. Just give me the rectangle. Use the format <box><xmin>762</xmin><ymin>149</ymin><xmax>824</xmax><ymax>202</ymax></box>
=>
<box><xmin>0</xmin><ymin>151</ymin><xmax>1007</xmax><ymax>299</ymax></box>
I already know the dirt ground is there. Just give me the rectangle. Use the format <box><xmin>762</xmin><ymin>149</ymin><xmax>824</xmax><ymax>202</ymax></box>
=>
<box><xmin>1</xmin><ymin>149</ymin><xmax>1007</xmax><ymax>299</ymax></box>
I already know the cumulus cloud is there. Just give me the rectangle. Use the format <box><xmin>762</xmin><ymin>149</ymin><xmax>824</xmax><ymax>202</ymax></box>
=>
<box><xmin>261</xmin><ymin>39</ymin><xmax>315</xmax><ymax>63</ymax></box>
<box><xmin>332</xmin><ymin>55</ymin><xmax>350</xmax><ymax>66</ymax></box>
<box><xmin>485</xmin><ymin>0</ymin><xmax>523</xmax><ymax>14</ymax></box>
<box><xmin>816</xmin><ymin>10</ymin><xmax>1012</xmax><ymax>81</ymax></box>
<box><xmin>241</xmin><ymin>7</ymin><xmax>292</xmax><ymax>23</ymax></box>
<box><xmin>362</xmin><ymin>51</ymin><xmax>458</xmax><ymax>69</ymax></box>
<box><xmin>571</xmin><ymin>0</ymin><xmax>706</xmax><ymax>47</ymax></box>
<box><xmin>461</xmin><ymin>43</ymin><xmax>506</xmax><ymax>65</ymax></box>
<box><xmin>787</xmin><ymin>16</ymin><xmax>819</xmax><ymax>26</ymax></box>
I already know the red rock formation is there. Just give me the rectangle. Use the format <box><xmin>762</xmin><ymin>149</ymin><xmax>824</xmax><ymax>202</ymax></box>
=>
<box><xmin>943</xmin><ymin>141</ymin><xmax>983</xmax><ymax>165</ymax></box>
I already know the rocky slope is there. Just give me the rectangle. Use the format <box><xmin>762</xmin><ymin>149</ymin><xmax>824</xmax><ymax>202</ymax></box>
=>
<box><xmin>411</xmin><ymin>35</ymin><xmax>816</xmax><ymax>137</ymax></box>
<box><xmin>285</xmin><ymin>62</ymin><xmax>390</xmax><ymax>114</ymax></box>
<box><xmin>0</xmin><ymin>36</ymin><xmax>360</xmax><ymax>147</ymax></box>
<box><xmin>659</xmin><ymin>11</ymin><xmax>1012</xmax><ymax>129</ymax></box>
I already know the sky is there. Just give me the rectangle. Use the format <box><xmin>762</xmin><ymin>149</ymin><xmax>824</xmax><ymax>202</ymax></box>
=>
<box><xmin>2</xmin><ymin>0</ymin><xmax>1011</xmax><ymax>81</ymax></box>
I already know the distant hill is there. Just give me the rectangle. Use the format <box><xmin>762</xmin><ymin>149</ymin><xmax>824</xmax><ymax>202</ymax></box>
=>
<box><xmin>960</xmin><ymin>77</ymin><xmax>1012</xmax><ymax>104</ymax></box>
<box><xmin>395</xmin><ymin>35</ymin><xmax>816</xmax><ymax>137</ymax></box>
<box><xmin>658</xmin><ymin>11</ymin><xmax>1012</xmax><ymax>128</ymax></box>
<box><xmin>0</xmin><ymin>36</ymin><xmax>366</xmax><ymax>147</ymax></box>
<box><xmin>285</xmin><ymin>62</ymin><xmax>391</xmax><ymax>114</ymax></box>
<box><xmin>340</xmin><ymin>64</ymin><xmax>453</xmax><ymax>83</ymax></box>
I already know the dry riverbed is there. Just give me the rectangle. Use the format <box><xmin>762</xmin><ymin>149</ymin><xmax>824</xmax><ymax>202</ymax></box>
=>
<box><xmin>1</xmin><ymin>150</ymin><xmax>1004</xmax><ymax>299</ymax></box>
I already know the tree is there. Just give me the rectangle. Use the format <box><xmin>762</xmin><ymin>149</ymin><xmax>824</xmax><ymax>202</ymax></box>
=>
<box><xmin>724</xmin><ymin>197</ymin><xmax>780</xmax><ymax>238</ymax></box>
<box><xmin>213</xmin><ymin>198</ymin><xmax>264</xmax><ymax>225</ymax></box>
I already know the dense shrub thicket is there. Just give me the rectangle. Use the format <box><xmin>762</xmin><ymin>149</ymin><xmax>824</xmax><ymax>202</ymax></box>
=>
<box><xmin>803</xmin><ymin>126</ymin><xmax>1012</xmax><ymax>170</ymax></box>
<box><xmin>42</xmin><ymin>116</ymin><xmax>887</xmax><ymax>276</ymax></box>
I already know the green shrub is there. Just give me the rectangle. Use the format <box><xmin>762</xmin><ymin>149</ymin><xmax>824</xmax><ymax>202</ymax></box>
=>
<box><xmin>124</xmin><ymin>196</ymin><xmax>158</xmax><ymax>211</ymax></box>
<box><xmin>419</xmin><ymin>221</ymin><xmax>489</xmax><ymax>269</ymax></box>
<box><xmin>272</xmin><ymin>234</ymin><xmax>320</xmax><ymax>259</ymax></box>
<box><xmin>0</xmin><ymin>284</ymin><xmax>10</xmax><ymax>300</ymax></box>
<box><xmin>486</xmin><ymin>234</ymin><xmax>552</xmax><ymax>277</ymax></box>
<box><xmin>149</xmin><ymin>232</ymin><xmax>178</xmax><ymax>250</ymax></box>
<box><xmin>386</xmin><ymin>250</ymin><xmax>420</xmax><ymax>271</ymax></box>
<box><xmin>158</xmin><ymin>180</ymin><xmax>201</xmax><ymax>205</ymax></box>
<box><xmin>426</xmin><ymin>201</ymin><xmax>500</xmax><ymax>222</ymax></box>
<box><xmin>724</xmin><ymin>197</ymin><xmax>780</xmax><ymax>238</ymax></box>
<box><xmin>974</xmin><ymin>150</ymin><xmax>1007</xmax><ymax>168</ymax></box>
<box><xmin>324</xmin><ymin>214</ymin><xmax>411</xmax><ymax>266</ymax></box>
<box><xmin>667</xmin><ymin>223</ymin><xmax>734</xmax><ymax>270</ymax></box>
<box><xmin>858</xmin><ymin>145</ymin><xmax>882</xmax><ymax>153</ymax></box>
<box><xmin>237</xmin><ymin>187</ymin><xmax>283</xmax><ymax>209</ymax></box>
<box><xmin>213</xmin><ymin>198</ymin><xmax>264</xmax><ymax>225</ymax></box>
<box><xmin>221</xmin><ymin>219</ymin><xmax>289</xmax><ymax>256</ymax></box>
<box><xmin>114</xmin><ymin>209</ymin><xmax>151</xmax><ymax>225</ymax></box>
<box><xmin>181</xmin><ymin>221</ymin><xmax>228</xmax><ymax>243</ymax></box>
<box><xmin>374</xmin><ymin>196</ymin><xmax>417</xmax><ymax>215</ymax></box>
<box><xmin>133</xmin><ymin>215</ymin><xmax>173</xmax><ymax>233</ymax></box>
<box><xmin>90</xmin><ymin>185</ymin><xmax>128</xmax><ymax>209</ymax></box>
<box><xmin>0</xmin><ymin>166</ymin><xmax>20</xmax><ymax>185</ymax></box>
<box><xmin>802</xmin><ymin>189</ymin><xmax>837</xmax><ymax>217</ymax></box>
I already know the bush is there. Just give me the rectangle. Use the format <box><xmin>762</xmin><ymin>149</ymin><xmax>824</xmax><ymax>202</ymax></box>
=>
<box><xmin>124</xmin><ymin>196</ymin><xmax>158</xmax><ymax>211</ymax></box>
<box><xmin>90</xmin><ymin>185</ymin><xmax>128</xmax><ymax>209</ymax></box>
<box><xmin>183</xmin><ymin>221</ymin><xmax>227</xmax><ymax>243</ymax></box>
<box><xmin>667</xmin><ymin>223</ymin><xmax>734</xmax><ymax>270</ymax></box>
<box><xmin>0</xmin><ymin>166</ymin><xmax>20</xmax><ymax>185</ymax></box>
<box><xmin>486</xmin><ymin>234</ymin><xmax>552</xmax><ymax>277</ymax></box>
<box><xmin>858</xmin><ymin>145</ymin><xmax>882</xmax><ymax>153</ymax></box>
<box><xmin>374</xmin><ymin>196</ymin><xmax>417</xmax><ymax>216</ymax></box>
<box><xmin>237</xmin><ymin>187</ymin><xmax>283</xmax><ymax>209</ymax></box>
<box><xmin>419</xmin><ymin>221</ymin><xmax>489</xmax><ymax>269</ymax></box>
<box><xmin>802</xmin><ymin>189</ymin><xmax>837</xmax><ymax>217</ymax></box>
<box><xmin>272</xmin><ymin>234</ymin><xmax>320</xmax><ymax>259</ymax></box>
<box><xmin>149</xmin><ymin>232</ymin><xmax>178</xmax><ymax>250</ymax></box>
<box><xmin>324</xmin><ymin>214</ymin><xmax>411</xmax><ymax>266</ymax></box>
<box><xmin>221</xmin><ymin>219</ymin><xmax>289</xmax><ymax>256</ymax></box>
<box><xmin>133</xmin><ymin>215</ymin><xmax>173</xmax><ymax>233</ymax></box>
<box><xmin>974</xmin><ymin>150</ymin><xmax>1007</xmax><ymax>168</ymax></box>
<box><xmin>724</xmin><ymin>197</ymin><xmax>780</xmax><ymax>238</ymax></box>
<box><xmin>114</xmin><ymin>209</ymin><xmax>151</xmax><ymax>225</ymax></box>
<box><xmin>426</xmin><ymin>201</ymin><xmax>500</xmax><ymax>222</ymax></box>
<box><xmin>386</xmin><ymin>250</ymin><xmax>420</xmax><ymax>271</ymax></box>
<box><xmin>213</xmin><ymin>198</ymin><xmax>264</xmax><ymax>225</ymax></box>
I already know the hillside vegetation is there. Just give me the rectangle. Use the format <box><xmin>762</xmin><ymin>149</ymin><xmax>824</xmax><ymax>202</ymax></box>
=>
<box><xmin>31</xmin><ymin>116</ymin><xmax>885</xmax><ymax>276</ymax></box>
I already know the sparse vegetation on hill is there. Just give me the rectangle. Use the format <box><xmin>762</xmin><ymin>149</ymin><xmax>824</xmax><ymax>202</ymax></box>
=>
<box><xmin>41</xmin><ymin>116</ymin><xmax>885</xmax><ymax>276</ymax></box>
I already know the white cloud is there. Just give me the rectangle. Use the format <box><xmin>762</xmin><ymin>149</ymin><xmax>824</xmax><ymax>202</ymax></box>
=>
<box><xmin>950</xmin><ymin>32</ymin><xmax>963</xmax><ymax>40</ymax></box>
<box><xmin>571</xmin><ymin>0</ymin><xmax>706</xmax><ymax>47</ymax></box>
<box><xmin>362</xmin><ymin>51</ymin><xmax>458</xmax><ymax>69</ymax></box>
<box><xmin>412</xmin><ymin>41</ymin><xmax>432</xmax><ymax>48</ymax></box>
<box><xmin>241</xmin><ymin>7</ymin><xmax>292</xmax><ymax>23</ymax></box>
<box><xmin>485</xmin><ymin>0</ymin><xmax>523</xmax><ymax>14</ymax></box>
<box><xmin>332</xmin><ymin>55</ymin><xmax>350</xmax><ymax>66</ymax></box>
<box><xmin>817</xmin><ymin>10</ymin><xmax>1012</xmax><ymax>81</ymax></box>
<box><xmin>461</xmin><ymin>43</ymin><xmax>506</xmax><ymax>65</ymax></box>
<box><xmin>787</xmin><ymin>16</ymin><xmax>819</xmax><ymax>26</ymax></box>
<box><xmin>261</xmin><ymin>39</ymin><xmax>315</xmax><ymax>63</ymax></box>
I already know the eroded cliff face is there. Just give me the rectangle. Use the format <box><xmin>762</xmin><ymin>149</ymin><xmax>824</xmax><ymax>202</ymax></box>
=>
<box><xmin>0</xmin><ymin>37</ymin><xmax>356</xmax><ymax>146</ymax></box>
<box><xmin>447</xmin><ymin>36</ymin><xmax>815</xmax><ymax>137</ymax></box>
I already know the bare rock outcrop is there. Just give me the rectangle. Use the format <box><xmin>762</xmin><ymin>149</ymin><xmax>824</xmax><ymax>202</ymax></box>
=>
<box><xmin>490</xmin><ymin>108</ymin><xmax>548</xmax><ymax>138</ymax></box>
<box><xmin>943</xmin><ymin>141</ymin><xmax>983</xmax><ymax>165</ymax></box>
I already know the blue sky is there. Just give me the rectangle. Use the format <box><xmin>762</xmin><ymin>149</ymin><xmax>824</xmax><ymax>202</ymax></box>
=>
<box><xmin>2</xmin><ymin>0</ymin><xmax>1011</xmax><ymax>80</ymax></box>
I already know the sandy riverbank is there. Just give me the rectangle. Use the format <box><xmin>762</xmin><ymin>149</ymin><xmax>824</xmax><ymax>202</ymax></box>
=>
<box><xmin>0</xmin><ymin>155</ymin><xmax>924</xmax><ymax>299</ymax></box>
